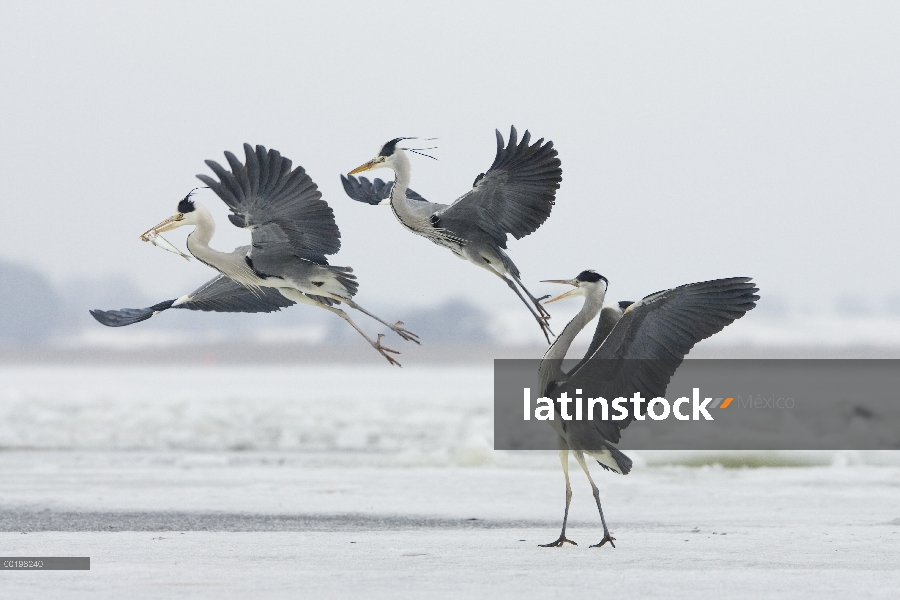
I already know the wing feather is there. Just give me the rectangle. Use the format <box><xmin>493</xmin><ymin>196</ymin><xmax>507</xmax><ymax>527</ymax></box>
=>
<box><xmin>341</xmin><ymin>174</ymin><xmax>428</xmax><ymax>205</ymax></box>
<box><xmin>198</xmin><ymin>144</ymin><xmax>340</xmax><ymax>267</ymax></box>
<box><xmin>558</xmin><ymin>277</ymin><xmax>759</xmax><ymax>448</ymax></box>
<box><xmin>435</xmin><ymin>126</ymin><xmax>562</xmax><ymax>247</ymax></box>
<box><xmin>89</xmin><ymin>301</ymin><xmax>175</xmax><ymax>327</ymax></box>
<box><xmin>89</xmin><ymin>275</ymin><xmax>297</xmax><ymax>328</ymax></box>
<box><xmin>174</xmin><ymin>275</ymin><xmax>295</xmax><ymax>313</ymax></box>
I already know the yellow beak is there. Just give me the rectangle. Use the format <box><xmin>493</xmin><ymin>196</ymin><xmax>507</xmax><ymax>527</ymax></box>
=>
<box><xmin>348</xmin><ymin>159</ymin><xmax>378</xmax><ymax>175</ymax></box>
<box><xmin>540</xmin><ymin>279</ymin><xmax>580</xmax><ymax>304</ymax></box>
<box><xmin>140</xmin><ymin>215</ymin><xmax>182</xmax><ymax>241</ymax></box>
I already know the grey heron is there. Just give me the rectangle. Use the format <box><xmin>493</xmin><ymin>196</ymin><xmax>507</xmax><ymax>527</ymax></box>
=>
<box><xmin>342</xmin><ymin>126</ymin><xmax>562</xmax><ymax>343</ymax></box>
<box><xmin>90</xmin><ymin>144</ymin><xmax>418</xmax><ymax>366</ymax></box>
<box><xmin>536</xmin><ymin>271</ymin><xmax>758</xmax><ymax>547</ymax></box>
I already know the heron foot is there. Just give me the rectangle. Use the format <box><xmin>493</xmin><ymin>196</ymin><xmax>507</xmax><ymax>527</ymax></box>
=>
<box><xmin>535</xmin><ymin>316</ymin><xmax>555</xmax><ymax>343</ymax></box>
<box><xmin>539</xmin><ymin>536</ymin><xmax>577</xmax><ymax>548</ymax></box>
<box><xmin>374</xmin><ymin>334</ymin><xmax>401</xmax><ymax>367</ymax></box>
<box><xmin>532</xmin><ymin>304</ymin><xmax>554</xmax><ymax>338</ymax></box>
<box><xmin>589</xmin><ymin>534</ymin><xmax>616</xmax><ymax>549</ymax></box>
<box><xmin>391</xmin><ymin>321</ymin><xmax>421</xmax><ymax>344</ymax></box>
<box><xmin>534</xmin><ymin>301</ymin><xmax>552</xmax><ymax>320</ymax></box>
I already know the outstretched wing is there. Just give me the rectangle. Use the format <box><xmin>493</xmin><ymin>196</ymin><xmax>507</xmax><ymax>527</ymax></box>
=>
<box><xmin>89</xmin><ymin>275</ymin><xmax>296</xmax><ymax>327</ymax></box>
<box><xmin>568</xmin><ymin>304</ymin><xmax>628</xmax><ymax>376</ymax></box>
<box><xmin>173</xmin><ymin>275</ymin><xmax>296</xmax><ymax>313</ymax></box>
<box><xmin>89</xmin><ymin>300</ymin><xmax>176</xmax><ymax>327</ymax></box>
<box><xmin>435</xmin><ymin>126</ymin><xmax>562</xmax><ymax>247</ymax></box>
<box><xmin>559</xmin><ymin>278</ymin><xmax>759</xmax><ymax>446</ymax></box>
<box><xmin>197</xmin><ymin>144</ymin><xmax>339</xmax><ymax>268</ymax></box>
<box><xmin>340</xmin><ymin>175</ymin><xmax>428</xmax><ymax>205</ymax></box>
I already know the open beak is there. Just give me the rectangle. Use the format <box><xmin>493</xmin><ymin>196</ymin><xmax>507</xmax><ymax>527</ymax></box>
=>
<box><xmin>540</xmin><ymin>279</ymin><xmax>581</xmax><ymax>304</ymax></box>
<box><xmin>348</xmin><ymin>159</ymin><xmax>378</xmax><ymax>175</ymax></box>
<box><xmin>140</xmin><ymin>215</ymin><xmax>182</xmax><ymax>241</ymax></box>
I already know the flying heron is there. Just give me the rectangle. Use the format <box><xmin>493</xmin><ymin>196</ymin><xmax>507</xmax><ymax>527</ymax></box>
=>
<box><xmin>342</xmin><ymin>126</ymin><xmax>562</xmax><ymax>343</ymax></box>
<box><xmin>90</xmin><ymin>144</ymin><xmax>418</xmax><ymax>366</ymax></box>
<box><xmin>536</xmin><ymin>271</ymin><xmax>759</xmax><ymax>547</ymax></box>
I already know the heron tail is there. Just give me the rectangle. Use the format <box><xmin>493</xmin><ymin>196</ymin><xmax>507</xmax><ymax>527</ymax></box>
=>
<box><xmin>329</xmin><ymin>266</ymin><xmax>359</xmax><ymax>298</ymax></box>
<box><xmin>589</xmin><ymin>444</ymin><xmax>632</xmax><ymax>475</ymax></box>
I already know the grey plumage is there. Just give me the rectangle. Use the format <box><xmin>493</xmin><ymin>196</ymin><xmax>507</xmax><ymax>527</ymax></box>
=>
<box><xmin>555</xmin><ymin>277</ymin><xmax>759</xmax><ymax>449</ymax></box>
<box><xmin>345</xmin><ymin>126</ymin><xmax>562</xmax><ymax>342</ymax></box>
<box><xmin>89</xmin><ymin>275</ymin><xmax>296</xmax><ymax>327</ymax></box>
<box><xmin>198</xmin><ymin>145</ymin><xmax>342</xmax><ymax>268</ymax></box>
<box><xmin>196</xmin><ymin>146</ymin><xmax>359</xmax><ymax>299</ymax></box>
<box><xmin>340</xmin><ymin>175</ymin><xmax>427</xmax><ymax>205</ymax></box>
<box><xmin>91</xmin><ymin>144</ymin><xmax>418</xmax><ymax>365</ymax></box>
<box><xmin>537</xmin><ymin>274</ymin><xmax>759</xmax><ymax>548</ymax></box>
<box><xmin>90</xmin><ymin>300</ymin><xmax>177</xmax><ymax>327</ymax></box>
<box><xmin>575</xmin><ymin>304</ymin><xmax>629</xmax><ymax>372</ymax></box>
<box><xmin>434</xmin><ymin>127</ymin><xmax>561</xmax><ymax>248</ymax></box>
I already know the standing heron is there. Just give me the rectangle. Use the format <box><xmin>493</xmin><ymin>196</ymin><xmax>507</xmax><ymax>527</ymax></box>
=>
<box><xmin>536</xmin><ymin>271</ymin><xmax>758</xmax><ymax>547</ymax></box>
<box><xmin>342</xmin><ymin>126</ymin><xmax>562</xmax><ymax>343</ymax></box>
<box><xmin>90</xmin><ymin>144</ymin><xmax>418</xmax><ymax>366</ymax></box>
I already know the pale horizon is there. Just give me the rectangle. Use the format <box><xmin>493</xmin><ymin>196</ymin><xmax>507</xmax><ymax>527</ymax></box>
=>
<box><xmin>1</xmin><ymin>1</ymin><xmax>898</xmax><ymax>322</ymax></box>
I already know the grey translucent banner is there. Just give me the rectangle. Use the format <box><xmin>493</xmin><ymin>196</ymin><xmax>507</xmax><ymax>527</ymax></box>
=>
<box><xmin>1</xmin><ymin>557</ymin><xmax>90</xmax><ymax>570</ymax></box>
<box><xmin>494</xmin><ymin>359</ymin><xmax>900</xmax><ymax>450</ymax></box>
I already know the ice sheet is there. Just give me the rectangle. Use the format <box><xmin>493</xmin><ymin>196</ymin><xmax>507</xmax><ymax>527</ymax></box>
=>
<box><xmin>1</xmin><ymin>454</ymin><xmax>899</xmax><ymax>599</ymax></box>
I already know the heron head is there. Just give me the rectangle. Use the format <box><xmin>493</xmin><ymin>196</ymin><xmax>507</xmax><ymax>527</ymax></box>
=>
<box><xmin>541</xmin><ymin>270</ymin><xmax>609</xmax><ymax>304</ymax></box>
<box><xmin>348</xmin><ymin>138</ymin><xmax>405</xmax><ymax>175</ymax></box>
<box><xmin>140</xmin><ymin>191</ymin><xmax>202</xmax><ymax>238</ymax></box>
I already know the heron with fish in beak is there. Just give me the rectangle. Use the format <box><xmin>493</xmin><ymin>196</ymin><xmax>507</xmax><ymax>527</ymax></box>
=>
<box><xmin>91</xmin><ymin>143</ymin><xmax>419</xmax><ymax>366</ymax></box>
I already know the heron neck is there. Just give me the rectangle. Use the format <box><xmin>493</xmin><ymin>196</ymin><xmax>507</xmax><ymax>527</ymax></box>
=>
<box><xmin>388</xmin><ymin>151</ymin><xmax>416</xmax><ymax>219</ymax></box>
<box><xmin>184</xmin><ymin>205</ymin><xmax>226</xmax><ymax>266</ymax></box>
<box><xmin>538</xmin><ymin>289</ymin><xmax>605</xmax><ymax>393</ymax></box>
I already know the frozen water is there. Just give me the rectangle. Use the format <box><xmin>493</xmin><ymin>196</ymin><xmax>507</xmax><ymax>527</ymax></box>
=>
<box><xmin>1</xmin><ymin>365</ymin><xmax>898</xmax><ymax>598</ymax></box>
<box><xmin>0</xmin><ymin>365</ymin><xmax>494</xmax><ymax>462</ymax></box>
<box><xmin>1</xmin><ymin>453</ymin><xmax>899</xmax><ymax>599</ymax></box>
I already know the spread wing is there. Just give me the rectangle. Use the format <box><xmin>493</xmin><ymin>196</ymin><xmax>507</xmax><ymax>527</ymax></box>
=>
<box><xmin>434</xmin><ymin>126</ymin><xmax>562</xmax><ymax>247</ymax></box>
<box><xmin>173</xmin><ymin>274</ymin><xmax>296</xmax><ymax>313</ymax></box>
<box><xmin>89</xmin><ymin>275</ymin><xmax>296</xmax><ymax>327</ymax></box>
<box><xmin>89</xmin><ymin>301</ymin><xmax>177</xmax><ymax>327</ymax></box>
<box><xmin>197</xmin><ymin>144</ymin><xmax>340</xmax><ymax>269</ymax></box>
<box><xmin>558</xmin><ymin>277</ymin><xmax>759</xmax><ymax>446</ymax></box>
<box><xmin>340</xmin><ymin>175</ymin><xmax>428</xmax><ymax>205</ymax></box>
<box><xmin>568</xmin><ymin>305</ymin><xmax>627</xmax><ymax>376</ymax></box>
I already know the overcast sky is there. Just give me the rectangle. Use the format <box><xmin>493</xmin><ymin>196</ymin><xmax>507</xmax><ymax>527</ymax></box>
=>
<box><xmin>1</xmin><ymin>1</ymin><xmax>898</xmax><ymax>316</ymax></box>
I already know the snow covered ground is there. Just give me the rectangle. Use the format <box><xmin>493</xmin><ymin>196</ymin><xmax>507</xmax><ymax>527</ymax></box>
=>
<box><xmin>43</xmin><ymin>308</ymin><xmax>900</xmax><ymax>349</ymax></box>
<box><xmin>1</xmin><ymin>365</ymin><xmax>898</xmax><ymax>598</ymax></box>
<box><xmin>1</xmin><ymin>453</ymin><xmax>899</xmax><ymax>599</ymax></box>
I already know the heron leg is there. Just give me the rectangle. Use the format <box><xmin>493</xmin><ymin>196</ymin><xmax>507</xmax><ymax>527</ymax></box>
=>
<box><xmin>573</xmin><ymin>451</ymin><xmax>616</xmax><ymax>548</ymax></box>
<box><xmin>279</xmin><ymin>289</ymin><xmax>402</xmax><ymax>366</ymax></box>
<box><xmin>463</xmin><ymin>246</ymin><xmax>553</xmax><ymax>343</ymax></box>
<box><xmin>510</xmin><ymin>271</ymin><xmax>553</xmax><ymax>321</ymax></box>
<box><xmin>322</xmin><ymin>306</ymin><xmax>402</xmax><ymax>367</ymax></box>
<box><xmin>341</xmin><ymin>299</ymin><xmax>420</xmax><ymax>344</ymax></box>
<box><xmin>540</xmin><ymin>446</ymin><xmax>577</xmax><ymax>547</ymax></box>
<box><xmin>493</xmin><ymin>273</ymin><xmax>555</xmax><ymax>344</ymax></box>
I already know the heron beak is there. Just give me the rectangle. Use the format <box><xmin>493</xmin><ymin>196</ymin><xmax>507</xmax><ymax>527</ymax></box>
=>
<box><xmin>540</xmin><ymin>279</ymin><xmax>581</xmax><ymax>304</ymax></box>
<box><xmin>140</xmin><ymin>215</ymin><xmax>181</xmax><ymax>240</ymax></box>
<box><xmin>348</xmin><ymin>159</ymin><xmax>378</xmax><ymax>175</ymax></box>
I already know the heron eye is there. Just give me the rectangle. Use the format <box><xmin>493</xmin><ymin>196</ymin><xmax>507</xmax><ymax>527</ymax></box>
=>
<box><xmin>175</xmin><ymin>213</ymin><xmax>184</xmax><ymax>221</ymax></box>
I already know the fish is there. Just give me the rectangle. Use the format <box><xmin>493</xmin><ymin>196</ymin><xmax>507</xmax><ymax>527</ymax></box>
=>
<box><xmin>140</xmin><ymin>229</ymin><xmax>191</xmax><ymax>261</ymax></box>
